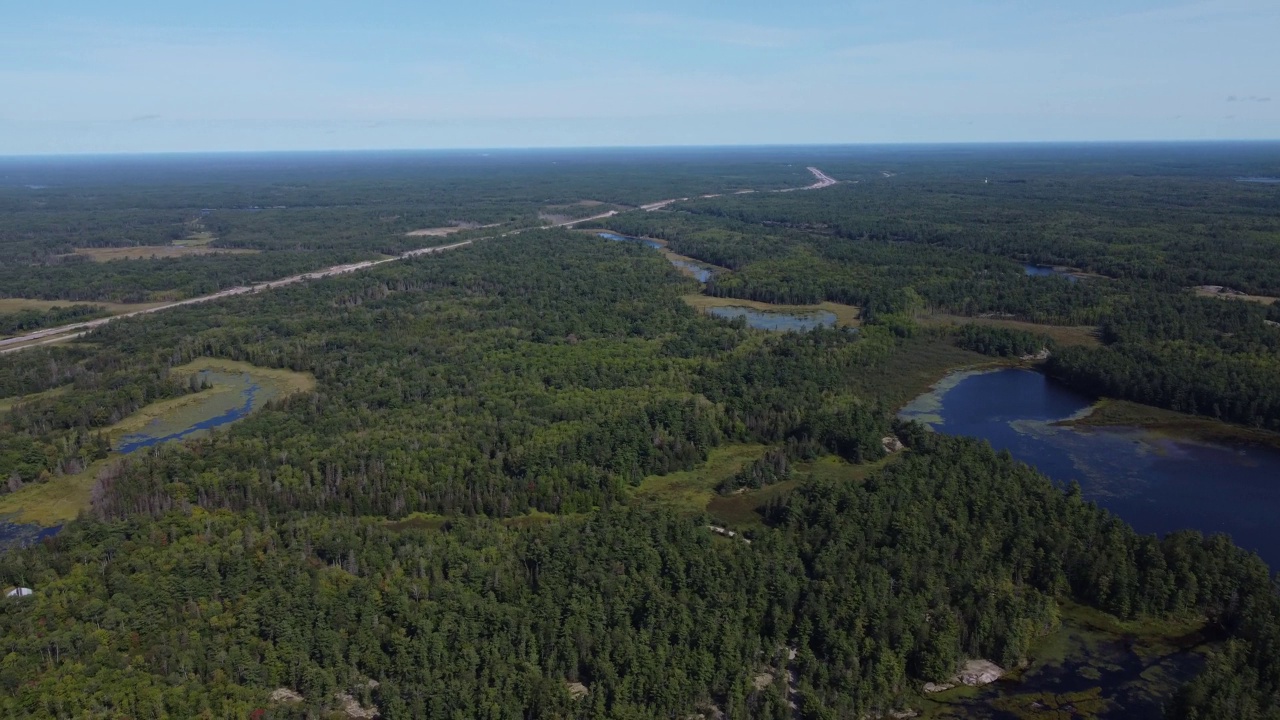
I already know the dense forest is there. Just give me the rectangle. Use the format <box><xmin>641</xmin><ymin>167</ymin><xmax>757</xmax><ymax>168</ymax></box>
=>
<box><xmin>3</xmin><ymin>146</ymin><xmax>1280</xmax><ymax>718</ymax></box>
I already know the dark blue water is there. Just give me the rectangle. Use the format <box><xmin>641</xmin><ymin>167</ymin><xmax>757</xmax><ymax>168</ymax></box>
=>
<box><xmin>902</xmin><ymin>369</ymin><xmax>1280</xmax><ymax>568</ymax></box>
<box><xmin>596</xmin><ymin>231</ymin><xmax>662</xmax><ymax>249</ymax></box>
<box><xmin>116</xmin><ymin>382</ymin><xmax>260</xmax><ymax>454</ymax></box>
<box><xmin>708</xmin><ymin>306</ymin><xmax>837</xmax><ymax>331</ymax></box>
<box><xmin>1236</xmin><ymin>176</ymin><xmax>1280</xmax><ymax>183</ymax></box>
<box><xmin>1024</xmin><ymin>264</ymin><xmax>1080</xmax><ymax>282</ymax></box>
<box><xmin>0</xmin><ymin>521</ymin><xmax>63</xmax><ymax>550</ymax></box>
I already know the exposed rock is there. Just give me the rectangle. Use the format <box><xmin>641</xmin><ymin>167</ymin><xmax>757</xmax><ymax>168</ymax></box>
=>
<box><xmin>685</xmin><ymin>703</ymin><xmax>727</xmax><ymax>720</ymax></box>
<box><xmin>707</xmin><ymin>525</ymin><xmax>752</xmax><ymax>545</ymax></box>
<box><xmin>890</xmin><ymin>711</ymin><xmax>919</xmax><ymax>719</ymax></box>
<box><xmin>753</xmin><ymin>673</ymin><xmax>774</xmax><ymax>690</ymax></box>
<box><xmin>269</xmin><ymin>688</ymin><xmax>303</xmax><ymax>704</ymax></box>
<box><xmin>881</xmin><ymin>436</ymin><xmax>904</xmax><ymax>454</ymax></box>
<box><xmin>566</xmin><ymin>681</ymin><xmax>590</xmax><ymax>699</ymax></box>
<box><xmin>956</xmin><ymin>659</ymin><xmax>1004</xmax><ymax>686</ymax></box>
<box><xmin>923</xmin><ymin>682</ymin><xmax>955</xmax><ymax>694</ymax></box>
<box><xmin>333</xmin><ymin>692</ymin><xmax>379</xmax><ymax>718</ymax></box>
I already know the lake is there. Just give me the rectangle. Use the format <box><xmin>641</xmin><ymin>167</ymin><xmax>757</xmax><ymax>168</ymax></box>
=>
<box><xmin>1235</xmin><ymin>176</ymin><xmax>1280</xmax><ymax>184</ymax></box>
<box><xmin>900</xmin><ymin>368</ymin><xmax>1280</xmax><ymax>568</ymax></box>
<box><xmin>708</xmin><ymin>306</ymin><xmax>837</xmax><ymax>331</ymax></box>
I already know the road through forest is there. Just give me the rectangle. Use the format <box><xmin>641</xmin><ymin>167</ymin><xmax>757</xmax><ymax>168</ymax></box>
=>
<box><xmin>1</xmin><ymin>167</ymin><xmax>838</xmax><ymax>355</ymax></box>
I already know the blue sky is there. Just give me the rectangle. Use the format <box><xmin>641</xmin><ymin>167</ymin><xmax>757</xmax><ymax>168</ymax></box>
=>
<box><xmin>1</xmin><ymin>0</ymin><xmax>1276</xmax><ymax>154</ymax></box>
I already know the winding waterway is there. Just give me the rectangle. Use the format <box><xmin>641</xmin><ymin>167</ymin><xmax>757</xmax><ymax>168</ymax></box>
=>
<box><xmin>901</xmin><ymin>368</ymin><xmax>1280</xmax><ymax>568</ymax></box>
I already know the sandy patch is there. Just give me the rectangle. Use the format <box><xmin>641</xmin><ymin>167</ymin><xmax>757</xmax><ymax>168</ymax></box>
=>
<box><xmin>70</xmin><ymin>246</ymin><xmax>258</xmax><ymax>262</ymax></box>
<box><xmin>405</xmin><ymin>222</ymin><xmax>497</xmax><ymax>237</ymax></box>
<box><xmin>1192</xmin><ymin>285</ymin><xmax>1278</xmax><ymax>305</ymax></box>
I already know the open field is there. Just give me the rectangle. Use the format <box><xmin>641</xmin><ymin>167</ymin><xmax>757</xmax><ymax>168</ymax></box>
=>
<box><xmin>920</xmin><ymin>313</ymin><xmax>1102</xmax><ymax>347</ymax></box>
<box><xmin>1192</xmin><ymin>285</ymin><xmax>1279</xmax><ymax>305</ymax></box>
<box><xmin>681</xmin><ymin>293</ymin><xmax>862</xmax><ymax>327</ymax></box>
<box><xmin>0</xmin><ymin>297</ymin><xmax>156</xmax><ymax>314</ymax></box>
<box><xmin>69</xmin><ymin>245</ymin><xmax>258</xmax><ymax>261</ymax></box>
<box><xmin>1062</xmin><ymin>398</ymin><xmax>1280</xmax><ymax>449</ymax></box>
<box><xmin>0</xmin><ymin>359</ymin><xmax>315</xmax><ymax>525</ymax></box>
<box><xmin>406</xmin><ymin>222</ymin><xmax>500</xmax><ymax>237</ymax></box>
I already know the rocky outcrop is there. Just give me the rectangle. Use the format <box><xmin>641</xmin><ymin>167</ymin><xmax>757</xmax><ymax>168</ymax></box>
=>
<box><xmin>334</xmin><ymin>692</ymin><xmax>379</xmax><ymax>718</ymax></box>
<box><xmin>707</xmin><ymin>525</ymin><xmax>752</xmax><ymax>544</ymax></box>
<box><xmin>956</xmin><ymin>659</ymin><xmax>1004</xmax><ymax>686</ymax></box>
<box><xmin>566</xmin><ymin>682</ymin><xmax>590</xmax><ymax>700</ymax></box>
<box><xmin>881</xmin><ymin>436</ymin><xmax>904</xmax><ymax>454</ymax></box>
<box><xmin>270</xmin><ymin>688</ymin><xmax>303</xmax><ymax>704</ymax></box>
<box><xmin>923</xmin><ymin>659</ymin><xmax>1004</xmax><ymax>693</ymax></box>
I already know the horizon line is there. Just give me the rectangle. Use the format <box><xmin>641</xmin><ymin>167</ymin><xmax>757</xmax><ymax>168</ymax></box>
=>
<box><xmin>3</xmin><ymin>138</ymin><xmax>1280</xmax><ymax>160</ymax></box>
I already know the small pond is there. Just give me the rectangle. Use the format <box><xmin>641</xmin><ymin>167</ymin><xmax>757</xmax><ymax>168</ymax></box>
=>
<box><xmin>900</xmin><ymin>368</ymin><xmax>1280</xmax><ymax>568</ymax></box>
<box><xmin>707</xmin><ymin>306</ymin><xmax>837</xmax><ymax>332</ymax></box>
<box><xmin>1023</xmin><ymin>264</ymin><xmax>1079</xmax><ymax>282</ymax></box>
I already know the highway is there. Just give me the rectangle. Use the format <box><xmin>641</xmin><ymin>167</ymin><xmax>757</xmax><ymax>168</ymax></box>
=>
<box><xmin>0</xmin><ymin>169</ymin><xmax>839</xmax><ymax>355</ymax></box>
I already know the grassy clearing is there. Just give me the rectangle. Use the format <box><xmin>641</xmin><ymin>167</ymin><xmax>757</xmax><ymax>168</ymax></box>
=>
<box><xmin>632</xmin><ymin>443</ymin><xmax>898</xmax><ymax>530</ymax></box>
<box><xmin>0</xmin><ymin>460</ymin><xmax>108</xmax><ymax>526</ymax></box>
<box><xmin>174</xmin><ymin>358</ymin><xmax>317</xmax><ymax>396</ymax></box>
<box><xmin>631</xmin><ymin>444</ymin><xmax>767</xmax><ymax>516</ymax></box>
<box><xmin>682</xmin><ymin>294</ymin><xmax>862</xmax><ymax>327</ymax></box>
<box><xmin>173</xmin><ymin>231</ymin><xmax>217</xmax><ymax>247</ymax></box>
<box><xmin>0</xmin><ymin>297</ymin><xmax>167</xmax><ymax>316</ymax></box>
<box><xmin>70</xmin><ymin>246</ymin><xmax>258</xmax><ymax>262</ymax></box>
<box><xmin>708</xmin><ymin>454</ymin><xmax>898</xmax><ymax>529</ymax></box>
<box><xmin>920</xmin><ymin>313</ymin><xmax>1101</xmax><ymax>348</ymax></box>
<box><xmin>384</xmin><ymin>513</ymin><xmax>449</xmax><ymax>532</ymax></box>
<box><xmin>0</xmin><ymin>385</ymin><xmax>70</xmax><ymax>414</ymax></box>
<box><xmin>1062</xmin><ymin>398</ymin><xmax>1280</xmax><ymax>449</ymax></box>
